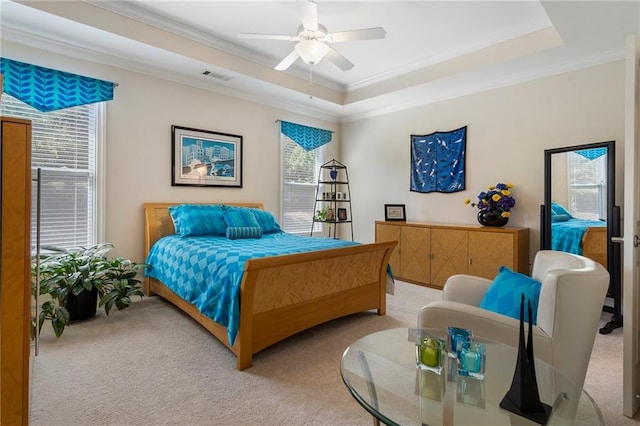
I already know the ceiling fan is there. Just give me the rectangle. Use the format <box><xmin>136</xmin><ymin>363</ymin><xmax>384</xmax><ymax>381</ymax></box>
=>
<box><xmin>238</xmin><ymin>0</ymin><xmax>386</xmax><ymax>71</ymax></box>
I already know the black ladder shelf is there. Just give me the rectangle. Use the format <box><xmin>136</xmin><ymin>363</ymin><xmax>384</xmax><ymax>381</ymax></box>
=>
<box><xmin>310</xmin><ymin>159</ymin><xmax>354</xmax><ymax>240</ymax></box>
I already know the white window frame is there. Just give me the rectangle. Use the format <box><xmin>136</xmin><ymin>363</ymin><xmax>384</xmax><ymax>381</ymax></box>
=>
<box><xmin>1</xmin><ymin>94</ymin><xmax>105</xmax><ymax>249</ymax></box>
<box><xmin>280</xmin><ymin>134</ymin><xmax>326</xmax><ymax>235</ymax></box>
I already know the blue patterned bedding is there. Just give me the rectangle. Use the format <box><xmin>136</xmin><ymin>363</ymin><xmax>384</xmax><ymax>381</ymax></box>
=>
<box><xmin>551</xmin><ymin>218</ymin><xmax>606</xmax><ymax>255</ymax></box>
<box><xmin>144</xmin><ymin>232</ymin><xmax>360</xmax><ymax>345</ymax></box>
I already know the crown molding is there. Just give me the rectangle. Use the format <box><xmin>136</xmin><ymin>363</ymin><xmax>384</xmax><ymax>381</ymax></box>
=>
<box><xmin>1</xmin><ymin>26</ymin><xmax>341</xmax><ymax>123</ymax></box>
<box><xmin>85</xmin><ymin>0</ymin><xmax>345</xmax><ymax>93</ymax></box>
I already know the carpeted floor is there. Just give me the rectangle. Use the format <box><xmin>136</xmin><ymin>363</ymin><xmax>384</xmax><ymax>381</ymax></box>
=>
<box><xmin>29</xmin><ymin>281</ymin><xmax>637</xmax><ymax>425</ymax></box>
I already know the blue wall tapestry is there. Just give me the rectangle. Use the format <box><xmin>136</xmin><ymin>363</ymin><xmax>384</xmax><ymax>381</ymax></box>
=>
<box><xmin>410</xmin><ymin>126</ymin><xmax>466</xmax><ymax>193</ymax></box>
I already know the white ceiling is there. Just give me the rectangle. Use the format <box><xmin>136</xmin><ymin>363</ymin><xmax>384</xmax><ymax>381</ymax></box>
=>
<box><xmin>1</xmin><ymin>1</ymin><xmax>639</xmax><ymax>122</ymax></box>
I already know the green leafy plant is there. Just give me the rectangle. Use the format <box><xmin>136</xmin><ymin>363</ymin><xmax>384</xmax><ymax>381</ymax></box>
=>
<box><xmin>32</xmin><ymin>243</ymin><xmax>147</xmax><ymax>338</ymax></box>
<box><xmin>314</xmin><ymin>205</ymin><xmax>329</xmax><ymax>221</ymax></box>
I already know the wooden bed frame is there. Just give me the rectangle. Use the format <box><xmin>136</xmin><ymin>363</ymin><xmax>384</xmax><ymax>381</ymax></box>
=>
<box><xmin>143</xmin><ymin>202</ymin><xmax>397</xmax><ymax>370</ymax></box>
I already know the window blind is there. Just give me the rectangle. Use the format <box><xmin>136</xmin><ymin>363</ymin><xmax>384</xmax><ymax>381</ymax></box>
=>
<box><xmin>1</xmin><ymin>94</ymin><xmax>97</xmax><ymax>250</ymax></box>
<box><xmin>281</xmin><ymin>136</ymin><xmax>323</xmax><ymax>234</ymax></box>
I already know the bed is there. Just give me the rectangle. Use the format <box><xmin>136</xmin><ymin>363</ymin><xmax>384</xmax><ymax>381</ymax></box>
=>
<box><xmin>550</xmin><ymin>202</ymin><xmax>607</xmax><ymax>267</ymax></box>
<box><xmin>143</xmin><ymin>202</ymin><xmax>397</xmax><ymax>370</ymax></box>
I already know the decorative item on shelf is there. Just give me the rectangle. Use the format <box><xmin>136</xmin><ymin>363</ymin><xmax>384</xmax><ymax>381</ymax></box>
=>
<box><xmin>499</xmin><ymin>295</ymin><xmax>551</xmax><ymax>425</ymax></box>
<box><xmin>326</xmin><ymin>208</ymin><xmax>335</xmax><ymax>221</ymax></box>
<box><xmin>465</xmin><ymin>182</ymin><xmax>515</xmax><ymax>227</ymax></box>
<box><xmin>329</xmin><ymin>168</ymin><xmax>338</xmax><ymax>181</ymax></box>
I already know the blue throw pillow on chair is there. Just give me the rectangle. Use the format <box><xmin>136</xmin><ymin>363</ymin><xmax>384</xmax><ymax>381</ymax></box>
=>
<box><xmin>479</xmin><ymin>266</ymin><xmax>542</xmax><ymax>324</ymax></box>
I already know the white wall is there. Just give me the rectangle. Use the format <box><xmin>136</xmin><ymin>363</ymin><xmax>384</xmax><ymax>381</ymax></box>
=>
<box><xmin>2</xmin><ymin>40</ymin><xmax>626</xmax><ymax>265</ymax></box>
<box><xmin>342</xmin><ymin>61</ymin><xmax>626</xmax><ymax>263</ymax></box>
<box><xmin>2</xmin><ymin>41</ymin><xmax>341</xmax><ymax>262</ymax></box>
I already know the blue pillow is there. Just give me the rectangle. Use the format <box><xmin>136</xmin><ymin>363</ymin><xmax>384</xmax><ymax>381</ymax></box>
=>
<box><xmin>551</xmin><ymin>213</ymin><xmax>571</xmax><ymax>222</ymax></box>
<box><xmin>226</xmin><ymin>226</ymin><xmax>263</xmax><ymax>239</ymax></box>
<box><xmin>223</xmin><ymin>208</ymin><xmax>260</xmax><ymax>228</ymax></box>
<box><xmin>249</xmin><ymin>208</ymin><xmax>282</xmax><ymax>234</ymax></box>
<box><xmin>551</xmin><ymin>202</ymin><xmax>572</xmax><ymax>218</ymax></box>
<box><xmin>168</xmin><ymin>204</ymin><xmax>227</xmax><ymax>237</ymax></box>
<box><xmin>479</xmin><ymin>266</ymin><xmax>542</xmax><ymax>324</ymax></box>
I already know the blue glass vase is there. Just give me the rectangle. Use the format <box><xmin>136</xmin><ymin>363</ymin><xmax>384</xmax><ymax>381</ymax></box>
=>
<box><xmin>329</xmin><ymin>169</ymin><xmax>338</xmax><ymax>180</ymax></box>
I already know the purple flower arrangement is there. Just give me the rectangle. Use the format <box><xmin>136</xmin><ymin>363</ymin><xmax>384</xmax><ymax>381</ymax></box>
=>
<box><xmin>465</xmin><ymin>182</ymin><xmax>516</xmax><ymax>217</ymax></box>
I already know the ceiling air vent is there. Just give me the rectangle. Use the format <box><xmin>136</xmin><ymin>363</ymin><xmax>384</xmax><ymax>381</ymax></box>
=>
<box><xmin>202</xmin><ymin>70</ymin><xmax>232</xmax><ymax>82</ymax></box>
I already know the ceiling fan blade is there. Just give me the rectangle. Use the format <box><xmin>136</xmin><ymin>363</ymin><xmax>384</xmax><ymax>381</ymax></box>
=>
<box><xmin>299</xmin><ymin>0</ymin><xmax>318</xmax><ymax>31</ymax></box>
<box><xmin>326</xmin><ymin>47</ymin><xmax>354</xmax><ymax>71</ymax></box>
<box><xmin>328</xmin><ymin>27</ymin><xmax>386</xmax><ymax>43</ymax></box>
<box><xmin>239</xmin><ymin>33</ymin><xmax>298</xmax><ymax>41</ymax></box>
<box><xmin>274</xmin><ymin>50</ymin><xmax>300</xmax><ymax>71</ymax></box>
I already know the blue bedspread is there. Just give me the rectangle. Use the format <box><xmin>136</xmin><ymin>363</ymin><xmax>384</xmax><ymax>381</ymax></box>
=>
<box><xmin>144</xmin><ymin>232</ymin><xmax>360</xmax><ymax>346</ymax></box>
<box><xmin>551</xmin><ymin>218</ymin><xmax>606</xmax><ymax>255</ymax></box>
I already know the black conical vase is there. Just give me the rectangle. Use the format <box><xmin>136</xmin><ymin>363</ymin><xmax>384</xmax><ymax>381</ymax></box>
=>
<box><xmin>477</xmin><ymin>209</ymin><xmax>508</xmax><ymax>227</ymax></box>
<box><xmin>65</xmin><ymin>287</ymin><xmax>98</xmax><ymax>322</ymax></box>
<box><xmin>499</xmin><ymin>295</ymin><xmax>551</xmax><ymax>424</ymax></box>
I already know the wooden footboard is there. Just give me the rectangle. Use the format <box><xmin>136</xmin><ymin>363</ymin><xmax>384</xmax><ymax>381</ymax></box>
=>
<box><xmin>582</xmin><ymin>226</ymin><xmax>607</xmax><ymax>268</ymax></box>
<box><xmin>143</xmin><ymin>202</ymin><xmax>397</xmax><ymax>370</ymax></box>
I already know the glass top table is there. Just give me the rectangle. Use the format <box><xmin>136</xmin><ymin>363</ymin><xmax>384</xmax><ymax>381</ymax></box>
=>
<box><xmin>341</xmin><ymin>328</ymin><xmax>603</xmax><ymax>426</ymax></box>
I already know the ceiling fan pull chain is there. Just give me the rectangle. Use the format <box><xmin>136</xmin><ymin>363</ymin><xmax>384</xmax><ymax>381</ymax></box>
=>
<box><xmin>309</xmin><ymin>65</ymin><xmax>314</xmax><ymax>99</ymax></box>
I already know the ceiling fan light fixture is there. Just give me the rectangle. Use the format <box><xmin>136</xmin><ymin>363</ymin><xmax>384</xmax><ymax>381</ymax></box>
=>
<box><xmin>295</xmin><ymin>40</ymin><xmax>329</xmax><ymax>65</ymax></box>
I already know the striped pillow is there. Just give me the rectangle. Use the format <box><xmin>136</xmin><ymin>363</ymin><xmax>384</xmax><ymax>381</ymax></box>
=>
<box><xmin>223</xmin><ymin>208</ymin><xmax>260</xmax><ymax>228</ymax></box>
<box><xmin>225</xmin><ymin>226</ymin><xmax>263</xmax><ymax>240</ymax></box>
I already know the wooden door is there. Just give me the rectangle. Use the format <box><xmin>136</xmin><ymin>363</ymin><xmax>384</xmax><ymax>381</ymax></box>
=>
<box><xmin>430</xmin><ymin>229</ymin><xmax>468</xmax><ymax>288</ymax></box>
<box><xmin>0</xmin><ymin>117</ymin><xmax>32</xmax><ymax>426</ymax></box>
<box><xmin>400</xmin><ymin>226</ymin><xmax>430</xmax><ymax>284</ymax></box>
<box><xmin>375</xmin><ymin>223</ymin><xmax>401</xmax><ymax>274</ymax></box>
<box><xmin>468</xmin><ymin>231</ymin><xmax>514</xmax><ymax>280</ymax></box>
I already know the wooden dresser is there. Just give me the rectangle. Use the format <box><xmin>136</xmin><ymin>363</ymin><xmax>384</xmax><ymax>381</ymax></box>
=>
<box><xmin>1</xmin><ymin>115</ymin><xmax>32</xmax><ymax>425</ymax></box>
<box><xmin>375</xmin><ymin>221</ymin><xmax>529</xmax><ymax>289</ymax></box>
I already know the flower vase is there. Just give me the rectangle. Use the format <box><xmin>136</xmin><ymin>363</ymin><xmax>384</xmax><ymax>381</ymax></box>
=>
<box><xmin>477</xmin><ymin>209</ymin><xmax>508</xmax><ymax>227</ymax></box>
<box><xmin>329</xmin><ymin>169</ymin><xmax>338</xmax><ymax>180</ymax></box>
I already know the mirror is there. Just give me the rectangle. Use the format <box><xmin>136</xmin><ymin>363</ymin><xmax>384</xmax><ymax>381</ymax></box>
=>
<box><xmin>541</xmin><ymin>140</ymin><xmax>622</xmax><ymax>334</ymax></box>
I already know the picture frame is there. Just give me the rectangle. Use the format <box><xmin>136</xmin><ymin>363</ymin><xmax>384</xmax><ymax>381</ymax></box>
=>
<box><xmin>337</xmin><ymin>207</ymin><xmax>348</xmax><ymax>221</ymax></box>
<box><xmin>171</xmin><ymin>125</ymin><xmax>243</xmax><ymax>187</ymax></box>
<box><xmin>384</xmin><ymin>204</ymin><xmax>406</xmax><ymax>221</ymax></box>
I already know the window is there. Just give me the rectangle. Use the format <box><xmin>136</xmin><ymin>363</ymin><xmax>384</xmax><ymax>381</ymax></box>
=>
<box><xmin>1</xmin><ymin>94</ymin><xmax>100</xmax><ymax>250</ymax></box>
<box><xmin>567</xmin><ymin>151</ymin><xmax>607</xmax><ymax>220</ymax></box>
<box><xmin>281</xmin><ymin>135</ymin><xmax>324</xmax><ymax>234</ymax></box>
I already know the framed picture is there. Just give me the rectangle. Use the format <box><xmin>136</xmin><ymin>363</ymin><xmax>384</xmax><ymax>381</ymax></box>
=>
<box><xmin>384</xmin><ymin>204</ymin><xmax>406</xmax><ymax>221</ymax></box>
<box><xmin>171</xmin><ymin>125</ymin><xmax>243</xmax><ymax>187</ymax></box>
<box><xmin>337</xmin><ymin>208</ymin><xmax>348</xmax><ymax>221</ymax></box>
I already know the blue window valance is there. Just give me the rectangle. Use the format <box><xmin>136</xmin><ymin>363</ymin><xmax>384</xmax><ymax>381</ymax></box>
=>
<box><xmin>0</xmin><ymin>58</ymin><xmax>115</xmax><ymax>112</ymax></box>
<box><xmin>575</xmin><ymin>147</ymin><xmax>607</xmax><ymax>160</ymax></box>
<box><xmin>280</xmin><ymin>120</ymin><xmax>332</xmax><ymax>151</ymax></box>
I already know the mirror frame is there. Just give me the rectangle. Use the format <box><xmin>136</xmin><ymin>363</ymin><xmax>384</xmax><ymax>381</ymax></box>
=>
<box><xmin>541</xmin><ymin>140</ymin><xmax>622</xmax><ymax>333</ymax></box>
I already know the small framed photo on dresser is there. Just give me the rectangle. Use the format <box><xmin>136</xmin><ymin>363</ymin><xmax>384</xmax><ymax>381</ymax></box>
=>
<box><xmin>384</xmin><ymin>204</ymin><xmax>406</xmax><ymax>221</ymax></box>
<box><xmin>337</xmin><ymin>208</ymin><xmax>348</xmax><ymax>221</ymax></box>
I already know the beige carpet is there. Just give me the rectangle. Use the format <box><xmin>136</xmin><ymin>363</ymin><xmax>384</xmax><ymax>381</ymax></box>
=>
<box><xmin>30</xmin><ymin>281</ymin><xmax>637</xmax><ymax>425</ymax></box>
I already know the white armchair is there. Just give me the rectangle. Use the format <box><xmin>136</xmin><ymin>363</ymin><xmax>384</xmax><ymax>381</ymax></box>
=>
<box><xmin>417</xmin><ymin>250</ymin><xmax>609</xmax><ymax>387</ymax></box>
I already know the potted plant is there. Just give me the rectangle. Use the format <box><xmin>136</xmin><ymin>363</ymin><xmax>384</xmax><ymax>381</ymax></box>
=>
<box><xmin>33</xmin><ymin>243</ymin><xmax>147</xmax><ymax>338</ymax></box>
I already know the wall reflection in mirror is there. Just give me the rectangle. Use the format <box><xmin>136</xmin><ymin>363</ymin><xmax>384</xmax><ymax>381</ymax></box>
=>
<box><xmin>541</xmin><ymin>141</ymin><xmax>622</xmax><ymax>334</ymax></box>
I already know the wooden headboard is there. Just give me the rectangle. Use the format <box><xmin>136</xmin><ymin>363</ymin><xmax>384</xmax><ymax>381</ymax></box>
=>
<box><xmin>143</xmin><ymin>202</ymin><xmax>265</xmax><ymax>257</ymax></box>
